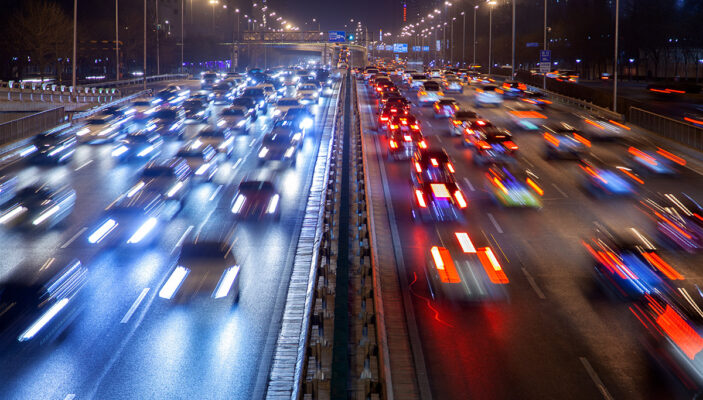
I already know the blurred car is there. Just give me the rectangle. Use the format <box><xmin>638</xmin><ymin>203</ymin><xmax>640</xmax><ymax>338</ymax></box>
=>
<box><xmin>258</xmin><ymin>126</ymin><xmax>301</xmax><ymax>168</ymax></box>
<box><xmin>0</xmin><ymin>176</ymin><xmax>18</xmax><ymax>207</ymax></box>
<box><xmin>158</xmin><ymin>240</ymin><xmax>241</xmax><ymax>303</ymax></box>
<box><xmin>240</xmin><ymin>87</ymin><xmax>268</xmax><ymax>113</ymax></box>
<box><xmin>386</xmin><ymin>114</ymin><xmax>422</xmax><ymax>138</ymax></box>
<box><xmin>501</xmin><ymin>81</ymin><xmax>526</xmax><ymax>98</ymax></box>
<box><xmin>200</xmin><ymin>71</ymin><xmax>219</xmax><ymax>89</ymax></box>
<box><xmin>87</xmin><ymin>191</ymin><xmax>177</xmax><ymax>246</ymax></box>
<box><xmin>0</xmin><ymin>259</ymin><xmax>86</xmax><ymax>350</ymax></box>
<box><xmin>484</xmin><ymin>166</ymin><xmax>543</xmax><ymax>208</ymax></box>
<box><xmin>232</xmin><ymin>97</ymin><xmax>261</xmax><ymax>118</ymax></box>
<box><xmin>198</xmin><ymin>125</ymin><xmax>234</xmax><ymax>157</ymax></box>
<box><xmin>133</xmin><ymin>157</ymin><xmax>192</xmax><ymax>205</ymax></box>
<box><xmin>443</xmin><ymin>76</ymin><xmax>464</xmax><ymax>94</ymax></box>
<box><xmin>212</xmin><ymin>82</ymin><xmax>233</xmax><ymax>105</ymax></box>
<box><xmin>0</xmin><ymin>185</ymin><xmax>76</xmax><ymax>230</ymax></box>
<box><xmin>190</xmin><ymin>90</ymin><xmax>215</xmax><ymax>103</ymax></box>
<box><xmin>465</xmin><ymin>126</ymin><xmax>518</xmax><ymax>165</ymax></box>
<box><xmin>520</xmin><ymin>91</ymin><xmax>551</xmax><ymax>109</ymax></box>
<box><xmin>156</xmin><ymin>85</ymin><xmax>190</xmax><ymax>106</ymax></box>
<box><xmin>76</xmin><ymin>116</ymin><xmax>128</xmax><ymax>144</ymax></box>
<box><xmin>296</xmin><ymin>83</ymin><xmax>321</xmax><ymax>104</ymax></box>
<box><xmin>388</xmin><ymin>129</ymin><xmax>426</xmax><ymax>160</ymax></box>
<box><xmin>417</xmin><ymin>81</ymin><xmax>443</xmax><ymax>106</ymax></box>
<box><xmin>579</xmin><ymin>159</ymin><xmax>638</xmax><ymax>198</ymax></box>
<box><xmin>449</xmin><ymin>110</ymin><xmax>481</xmax><ymax>137</ymax></box>
<box><xmin>627</xmin><ymin>145</ymin><xmax>685</xmax><ymax>176</ymax></box>
<box><xmin>580</xmin><ymin>117</ymin><xmax>630</xmax><ymax>141</ymax></box>
<box><xmin>411</xmin><ymin>148</ymin><xmax>457</xmax><ymax>187</ymax></box>
<box><xmin>111</xmin><ymin>129</ymin><xmax>163</xmax><ymax>162</ymax></box>
<box><xmin>474</xmin><ymin>85</ymin><xmax>503</xmax><ymax>107</ymax></box>
<box><xmin>378</xmin><ymin>104</ymin><xmax>409</xmax><ymax>130</ymax></box>
<box><xmin>257</xmin><ymin>83</ymin><xmax>279</xmax><ymax>104</ymax></box>
<box><xmin>273</xmin><ymin>98</ymin><xmax>303</xmax><ymax>119</ymax></box>
<box><xmin>543</xmin><ymin>123</ymin><xmax>591</xmax><ymax>160</ymax></box>
<box><xmin>411</xmin><ymin>179</ymin><xmax>467</xmax><ymax>222</ymax></box>
<box><xmin>380</xmin><ymin>95</ymin><xmax>411</xmax><ymax>112</ymax></box>
<box><xmin>641</xmin><ymin>193</ymin><xmax>703</xmax><ymax>253</ymax></box>
<box><xmin>582</xmin><ymin>225</ymin><xmax>681</xmax><ymax>299</ymax></box>
<box><xmin>151</xmin><ymin>107</ymin><xmax>186</xmax><ymax>138</ymax></box>
<box><xmin>183</xmin><ymin>99</ymin><xmax>211</xmax><ymax>123</ymax></box>
<box><xmin>231</xmin><ymin>179</ymin><xmax>281</xmax><ymax>220</ymax></box>
<box><xmin>409</xmin><ymin>74</ymin><xmax>428</xmax><ymax>89</ymax></box>
<box><xmin>424</xmin><ymin>241</ymin><xmax>508</xmax><ymax>303</ymax></box>
<box><xmin>220</xmin><ymin>106</ymin><xmax>253</xmax><ymax>134</ymax></box>
<box><xmin>176</xmin><ymin>140</ymin><xmax>220</xmax><ymax>181</ymax></box>
<box><xmin>31</xmin><ymin>128</ymin><xmax>76</xmax><ymax>164</ymax></box>
<box><xmin>282</xmin><ymin>108</ymin><xmax>315</xmax><ymax>132</ymax></box>
<box><xmin>433</xmin><ymin>98</ymin><xmax>459</xmax><ymax>119</ymax></box>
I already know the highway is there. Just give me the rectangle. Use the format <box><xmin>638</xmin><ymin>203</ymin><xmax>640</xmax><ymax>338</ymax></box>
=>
<box><xmin>0</xmin><ymin>79</ymin><xmax>339</xmax><ymax>400</ymax></box>
<box><xmin>358</xmin><ymin>77</ymin><xmax>703</xmax><ymax>399</ymax></box>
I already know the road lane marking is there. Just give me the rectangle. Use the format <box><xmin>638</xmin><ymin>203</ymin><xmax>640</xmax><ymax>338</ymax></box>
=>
<box><xmin>579</xmin><ymin>357</ymin><xmax>614</xmax><ymax>400</ymax></box>
<box><xmin>521</xmin><ymin>157</ymin><xmax>536</xmax><ymax>168</ymax></box>
<box><xmin>209</xmin><ymin>185</ymin><xmax>223</xmax><ymax>201</ymax></box>
<box><xmin>196</xmin><ymin>209</ymin><xmax>215</xmax><ymax>236</ymax></box>
<box><xmin>74</xmin><ymin>159</ymin><xmax>93</xmax><ymax>171</ymax></box>
<box><xmin>463</xmin><ymin>177</ymin><xmax>475</xmax><ymax>191</ymax></box>
<box><xmin>249</xmin><ymin>138</ymin><xmax>257</xmax><ymax>147</ymax></box>
<box><xmin>171</xmin><ymin>225</ymin><xmax>194</xmax><ymax>253</ymax></box>
<box><xmin>551</xmin><ymin>183</ymin><xmax>569</xmax><ymax>198</ymax></box>
<box><xmin>60</xmin><ymin>227</ymin><xmax>88</xmax><ymax>249</ymax></box>
<box><xmin>487</xmin><ymin>213</ymin><xmax>504</xmax><ymax>234</ymax></box>
<box><xmin>120</xmin><ymin>288</ymin><xmax>150</xmax><ymax>324</ymax></box>
<box><xmin>522</xmin><ymin>267</ymin><xmax>546</xmax><ymax>299</ymax></box>
<box><xmin>63</xmin><ymin>395</ymin><xmax>76</xmax><ymax>400</ymax></box>
<box><xmin>232</xmin><ymin>157</ymin><xmax>242</xmax><ymax>170</ymax></box>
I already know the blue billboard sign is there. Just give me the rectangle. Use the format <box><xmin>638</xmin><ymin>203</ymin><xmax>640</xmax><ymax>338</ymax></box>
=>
<box><xmin>393</xmin><ymin>43</ymin><xmax>408</xmax><ymax>53</ymax></box>
<box><xmin>412</xmin><ymin>46</ymin><xmax>421</xmax><ymax>52</ymax></box>
<box><xmin>422</xmin><ymin>46</ymin><xmax>430</xmax><ymax>52</ymax></box>
<box><xmin>385</xmin><ymin>45</ymin><xmax>393</xmax><ymax>51</ymax></box>
<box><xmin>328</xmin><ymin>31</ymin><xmax>346</xmax><ymax>43</ymax></box>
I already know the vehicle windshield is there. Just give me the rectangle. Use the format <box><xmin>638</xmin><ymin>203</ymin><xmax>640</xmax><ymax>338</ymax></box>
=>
<box><xmin>180</xmin><ymin>242</ymin><xmax>230</xmax><ymax>259</ymax></box>
<box><xmin>278</xmin><ymin>100</ymin><xmax>300</xmax><ymax>106</ymax></box>
<box><xmin>142</xmin><ymin>167</ymin><xmax>176</xmax><ymax>178</ymax></box>
<box><xmin>222</xmin><ymin>108</ymin><xmax>245</xmax><ymax>116</ymax></box>
<box><xmin>239</xmin><ymin>181</ymin><xmax>275</xmax><ymax>192</ymax></box>
<box><xmin>155</xmin><ymin>110</ymin><xmax>178</xmax><ymax>119</ymax></box>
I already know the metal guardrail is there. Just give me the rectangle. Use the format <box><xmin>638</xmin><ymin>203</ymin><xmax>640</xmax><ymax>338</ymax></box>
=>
<box><xmin>84</xmin><ymin>74</ymin><xmax>188</xmax><ymax>89</ymax></box>
<box><xmin>629</xmin><ymin>107</ymin><xmax>703</xmax><ymax>151</ymax></box>
<box><xmin>0</xmin><ymin>107</ymin><xmax>65</xmax><ymax>146</ymax></box>
<box><xmin>71</xmin><ymin>89</ymin><xmax>152</xmax><ymax>120</ymax></box>
<box><xmin>525</xmin><ymin>84</ymin><xmax>624</xmax><ymax>121</ymax></box>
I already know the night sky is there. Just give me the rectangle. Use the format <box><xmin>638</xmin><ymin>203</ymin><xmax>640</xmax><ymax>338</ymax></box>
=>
<box><xmin>35</xmin><ymin>0</ymin><xmax>406</xmax><ymax>36</ymax></box>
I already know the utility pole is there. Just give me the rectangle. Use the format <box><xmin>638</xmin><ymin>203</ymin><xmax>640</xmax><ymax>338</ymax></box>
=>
<box><xmin>72</xmin><ymin>0</ymin><xmax>77</xmax><ymax>88</ymax></box>
<box><xmin>488</xmin><ymin>5</ymin><xmax>493</xmax><ymax>75</ymax></box>
<box><xmin>181</xmin><ymin>0</ymin><xmax>184</xmax><ymax>74</ymax></box>
<box><xmin>473</xmin><ymin>5</ymin><xmax>477</xmax><ymax>67</ymax></box>
<box><xmin>461</xmin><ymin>11</ymin><xmax>465</xmax><ymax>66</ymax></box>
<box><xmin>543</xmin><ymin>0</ymin><xmax>547</xmax><ymax>89</ymax></box>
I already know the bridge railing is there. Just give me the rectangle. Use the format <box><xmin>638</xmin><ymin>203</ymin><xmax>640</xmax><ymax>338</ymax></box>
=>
<box><xmin>0</xmin><ymin>107</ymin><xmax>65</xmax><ymax>146</ymax></box>
<box><xmin>84</xmin><ymin>74</ymin><xmax>188</xmax><ymax>89</ymax></box>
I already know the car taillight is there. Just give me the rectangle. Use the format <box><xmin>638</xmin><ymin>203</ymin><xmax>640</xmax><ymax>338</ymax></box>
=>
<box><xmin>454</xmin><ymin>191</ymin><xmax>467</xmax><ymax>208</ymax></box>
<box><xmin>452</xmin><ymin>120</ymin><xmax>462</xmax><ymax>126</ymax></box>
<box><xmin>447</xmin><ymin>162</ymin><xmax>455</xmax><ymax>173</ymax></box>
<box><xmin>401</xmin><ymin>120</ymin><xmax>408</xmax><ymax>125</ymax></box>
<box><xmin>389</xmin><ymin>140</ymin><xmax>398</xmax><ymax>149</ymax></box>
<box><xmin>430</xmin><ymin>158</ymin><xmax>439</xmax><ymax>166</ymax></box>
<box><xmin>403</xmin><ymin>135</ymin><xmax>412</xmax><ymax>142</ymax></box>
<box><xmin>411</xmin><ymin>125</ymin><xmax>420</xmax><ymax>130</ymax></box>
<box><xmin>391</xmin><ymin>124</ymin><xmax>399</xmax><ymax>130</ymax></box>
<box><xmin>504</xmin><ymin>141</ymin><xmax>518</xmax><ymax>150</ymax></box>
<box><xmin>477</xmin><ymin>141</ymin><xmax>492</xmax><ymax>150</ymax></box>
<box><xmin>376</xmin><ymin>87</ymin><xmax>382</xmax><ymax>92</ymax></box>
<box><xmin>415</xmin><ymin>190</ymin><xmax>427</xmax><ymax>208</ymax></box>
<box><xmin>414</xmin><ymin>162</ymin><xmax>422</xmax><ymax>173</ymax></box>
<box><xmin>380</xmin><ymin>116</ymin><xmax>388</xmax><ymax>121</ymax></box>
<box><xmin>465</xmin><ymin>129</ymin><xmax>474</xmax><ymax>135</ymax></box>
<box><xmin>476</xmin><ymin>120</ymin><xmax>486</xmax><ymax>126</ymax></box>
<box><xmin>419</xmin><ymin>140</ymin><xmax>427</xmax><ymax>149</ymax></box>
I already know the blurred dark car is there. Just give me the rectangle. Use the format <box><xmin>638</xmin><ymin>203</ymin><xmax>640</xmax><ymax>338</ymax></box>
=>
<box><xmin>0</xmin><ymin>185</ymin><xmax>76</xmax><ymax>230</ymax></box>
<box><xmin>31</xmin><ymin>128</ymin><xmax>76</xmax><ymax>164</ymax></box>
<box><xmin>111</xmin><ymin>129</ymin><xmax>163</xmax><ymax>162</ymax></box>
<box><xmin>231</xmin><ymin>179</ymin><xmax>281</xmax><ymax>220</ymax></box>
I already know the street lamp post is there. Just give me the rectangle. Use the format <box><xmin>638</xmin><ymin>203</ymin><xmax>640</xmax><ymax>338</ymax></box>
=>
<box><xmin>473</xmin><ymin>5</ymin><xmax>478</xmax><ymax>67</ymax></box>
<box><xmin>461</xmin><ymin>11</ymin><xmax>465</xmax><ymax>66</ymax></box>
<box><xmin>543</xmin><ymin>0</ymin><xmax>547</xmax><ymax>89</ymax></box>
<box><xmin>488</xmin><ymin>1</ymin><xmax>496</xmax><ymax>75</ymax></box>
<box><xmin>451</xmin><ymin>17</ymin><xmax>456</xmax><ymax>65</ymax></box>
<box><xmin>116</xmin><ymin>0</ymin><xmax>119</xmax><ymax>80</ymax></box>
<box><xmin>156</xmin><ymin>0</ymin><xmax>160</xmax><ymax>75</ymax></box>
<box><xmin>72</xmin><ymin>0</ymin><xmax>77</xmax><ymax>88</ymax></box>
<box><xmin>181</xmin><ymin>0</ymin><xmax>184</xmax><ymax>74</ymax></box>
<box><xmin>143</xmin><ymin>0</ymin><xmax>147</xmax><ymax>89</ymax></box>
<box><xmin>511</xmin><ymin>0</ymin><xmax>515</xmax><ymax>78</ymax></box>
<box><xmin>613</xmin><ymin>0</ymin><xmax>620</xmax><ymax>112</ymax></box>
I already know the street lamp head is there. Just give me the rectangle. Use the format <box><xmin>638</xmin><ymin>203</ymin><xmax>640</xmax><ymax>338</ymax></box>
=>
<box><xmin>460</xmin><ymin>11</ymin><xmax>465</xmax><ymax>15</ymax></box>
<box><xmin>235</xmin><ymin>9</ymin><xmax>240</xmax><ymax>13</ymax></box>
<box><xmin>487</xmin><ymin>0</ymin><xmax>497</xmax><ymax>5</ymax></box>
<box><xmin>452</xmin><ymin>17</ymin><xmax>456</xmax><ymax>21</ymax></box>
<box><xmin>474</xmin><ymin>5</ymin><xmax>479</xmax><ymax>9</ymax></box>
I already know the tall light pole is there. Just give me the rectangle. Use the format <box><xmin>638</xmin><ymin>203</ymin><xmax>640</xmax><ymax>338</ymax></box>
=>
<box><xmin>143</xmin><ymin>0</ymin><xmax>147</xmax><ymax>89</ymax></box>
<box><xmin>156</xmin><ymin>0</ymin><xmax>160</xmax><ymax>75</ymax></box>
<box><xmin>72</xmin><ymin>0</ymin><xmax>77</xmax><ymax>88</ymax></box>
<box><xmin>180</xmin><ymin>0</ymin><xmax>184</xmax><ymax>74</ymax></box>
<box><xmin>613</xmin><ymin>0</ymin><xmax>620</xmax><ymax>112</ymax></box>
<box><xmin>461</xmin><ymin>11</ymin><xmax>465</xmax><ymax>66</ymax></box>
<box><xmin>451</xmin><ymin>17</ymin><xmax>456</xmax><ymax>65</ymax></box>
<box><xmin>511</xmin><ymin>0</ymin><xmax>515</xmax><ymax>78</ymax></box>
<box><xmin>473</xmin><ymin>5</ymin><xmax>478</xmax><ymax>67</ymax></box>
<box><xmin>543</xmin><ymin>0</ymin><xmax>547</xmax><ymax>89</ymax></box>
<box><xmin>116</xmin><ymin>0</ymin><xmax>119</xmax><ymax>80</ymax></box>
<box><xmin>488</xmin><ymin>1</ymin><xmax>496</xmax><ymax>75</ymax></box>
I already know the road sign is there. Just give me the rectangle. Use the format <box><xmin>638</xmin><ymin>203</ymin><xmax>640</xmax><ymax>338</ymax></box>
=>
<box><xmin>539</xmin><ymin>50</ymin><xmax>551</xmax><ymax>73</ymax></box>
<box><xmin>376</xmin><ymin>45</ymin><xmax>385</xmax><ymax>51</ymax></box>
<box><xmin>385</xmin><ymin>45</ymin><xmax>393</xmax><ymax>51</ymax></box>
<box><xmin>436</xmin><ymin>40</ymin><xmax>441</xmax><ymax>51</ymax></box>
<box><xmin>412</xmin><ymin>46</ymin><xmax>421</xmax><ymax>52</ymax></box>
<box><xmin>393</xmin><ymin>43</ymin><xmax>408</xmax><ymax>53</ymax></box>
<box><xmin>526</xmin><ymin>42</ymin><xmax>539</xmax><ymax>48</ymax></box>
<box><xmin>328</xmin><ymin>31</ymin><xmax>346</xmax><ymax>43</ymax></box>
<box><xmin>422</xmin><ymin>46</ymin><xmax>430</xmax><ymax>52</ymax></box>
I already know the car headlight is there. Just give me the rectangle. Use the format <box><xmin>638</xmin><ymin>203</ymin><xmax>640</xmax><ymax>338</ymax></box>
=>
<box><xmin>166</xmin><ymin>181</ymin><xmax>184</xmax><ymax>198</ymax></box>
<box><xmin>88</xmin><ymin>218</ymin><xmax>118</xmax><ymax>244</ymax></box>
<box><xmin>258</xmin><ymin>147</ymin><xmax>269</xmax><ymax>158</ymax></box>
<box><xmin>77</xmin><ymin>128</ymin><xmax>90</xmax><ymax>136</ymax></box>
<box><xmin>112</xmin><ymin>145</ymin><xmax>128</xmax><ymax>157</ymax></box>
<box><xmin>0</xmin><ymin>205</ymin><xmax>28</xmax><ymax>225</ymax></box>
<box><xmin>127</xmin><ymin>217</ymin><xmax>158</xmax><ymax>244</ymax></box>
<box><xmin>201</xmin><ymin>80</ymin><xmax>205</xmax><ymax>84</ymax></box>
<box><xmin>231</xmin><ymin>194</ymin><xmax>246</xmax><ymax>213</ymax></box>
<box><xmin>195</xmin><ymin>163</ymin><xmax>210</xmax><ymax>176</ymax></box>
<box><xmin>267</xmin><ymin>194</ymin><xmax>280</xmax><ymax>214</ymax></box>
<box><xmin>236</xmin><ymin>120</ymin><xmax>246</xmax><ymax>127</ymax></box>
<box><xmin>274</xmin><ymin>109</ymin><xmax>282</xmax><ymax>116</ymax></box>
<box><xmin>284</xmin><ymin>146</ymin><xmax>295</xmax><ymax>158</ymax></box>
